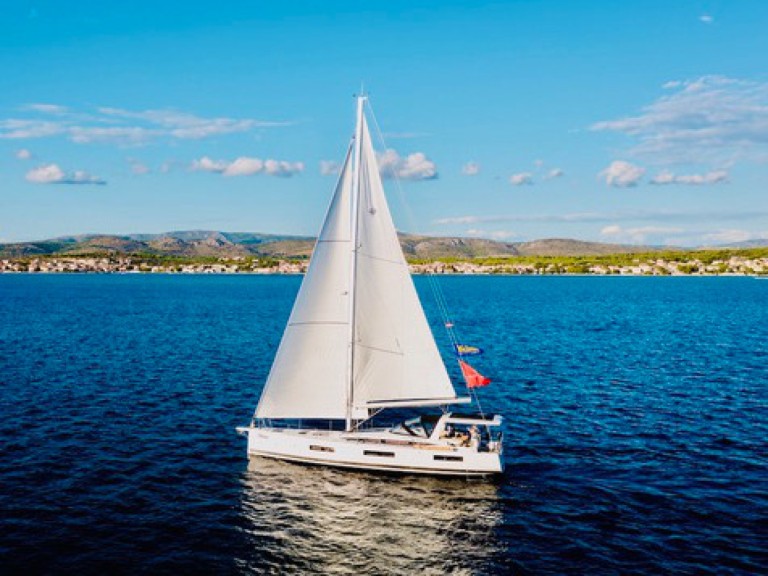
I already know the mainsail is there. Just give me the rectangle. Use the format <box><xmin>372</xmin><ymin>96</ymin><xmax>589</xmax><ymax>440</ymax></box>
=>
<box><xmin>255</xmin><ymin>97</ymin><xmax>462</xmax><ymax>423</ymax></box>
<box><xmin>255</xmin><ymin>145</ymin><xmax>363</xmax><ymax>420</ymax></box>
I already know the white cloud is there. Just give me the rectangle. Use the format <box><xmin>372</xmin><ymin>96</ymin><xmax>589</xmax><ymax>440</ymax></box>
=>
<box><xmin>435</xmin><ymin>216</ymin><xmax>484</xmax><ymax>225</ymax></box>
<box><xmin>320</xmin><ymin>160</ymin><xmax>340</xmax><ymax>176</ymax></box>
<box><xmin>702</xmin><ymin>229</ymin><xmax>759</xmax><ymax>244</ymax></box>
<box><xmin>1</xmin><ymin>104</ymin><xmax>290</xmax><ymax>146</ymax></box>
<box><xmin>264</xmin><ymin>159</ymin><xmax>304</xmax><ymax>177</ymax></box>
<box><xmin>191</xmin><ymin>156</ymin><xmax>228</xmax><ymax>173</ymax></box>
<box><xmin>650</xmin><ymin>169</ymin><xmax>728</xmax><ymax>185</ymax></box>
<box><xmin>650</xmin><ymin>170</ymin><xmax>675</xmax><ymax>185</ymax></box>
<box><xmin>377</xmin><ymin>149</ymin><xmax>438</xmax><ymax>180</ymax></box>
<box><xmin>191</xmin><ymin>156</ymin><xmax>303</xmax><ymax>177</ymax></box>
<box><xmin>0</xmin><ymin>119</ymin><xmax>66</xmax><ymax>139</ymax></box>
<box><xmin>25</xmin><ymin>163</ymin><xmax>105</xmax><ymax>185</ymax></box>
<box><xmin>26</xmin><ymin>163</ymin><xmax>64</xmax><ymax>183</ymax></box>
<box><xmin>600</xmin><ymin>224</ymin><xmax>683</xmax><ymax>244</ymax></box>
<box><xmin>67</xmin><ymin>170</ymin><xmax>106</xmax><ymax>185</ymax></box>
<box><xmin>170</xmin><ymin>119</ymin><xmax>258</xmax><ymax>139</ymax></box>
<box><xmin>69</xmin><ymin>126</ymin><xmax>160</xmax><ymax>145</ymax></box>
<box><xmin>22</xmin><ymin>103</ymin><xmax>69</xmax><ymax>114</ymax></box>
<box><xmin>509</xmin><ymin>172</ymin><xmax>533</xmax><ymax>186</ymax></box>
<box><xmin>98</xmin><ymin>107</ymin><xmax>285</xmax><ymax>136</ymax></box>
<box><xmin>673</xmin><ymin>171</ymin><xmax>728</xmax><ymax>185</ymax></box>
<box><xmin>544</xmin><ymin>168</ymin><xmax>564</xmax><ymax>179</ymax></box>
<box><xmin>435</xmin><ymin>209</ymin><xmax>768</xmax><ymax>226</ymax></box>
<box><xmin>599</xmin><ymin>160</ymin><xmax>645</xmax><ymax>187</ymax></box>
<box><xmin>591</xmin><ymin>76</ymin><xmax>768</xmax><ymax>164</ymax></box>
<box><xmin>601</xmin><ymin>225</ymin><xmax>622</xmax><ymax>236</ymax></box>
<box><xmin>462</xmin><ymin>161</ymin><xmax>480</xmax><ymax>176</ymax></box>
<box><xmin>127</xmin><ymin>158</ymin><xmax>150</xmax><ymax>175</ymax></box>
<box><xmin>433</xmin><ymin>209</ymin><xmax>768</xmax><ymax>230</ymax></box>
<box><xmin>659</xmin><ymin>228</ymin><xmax>768</xmax><ymax>247</ymax></box>
<box><xmin>465</xmin><ymin>229</ymin><xmax>518</xmax><ymax>240</ymax></box>
<box><xmin>15</xmin><ymin>148</ymin><xmax>32</xmax><ymax>160</ymax></box>
<box><xmin>700</xmin><ymin>14</ymin><xmax>714</xmax><ymax>24</ymax></box>
<box><xmin>224</xmin><ymin>157</ymin><xmax>264</xmax><ymax>177</ymax></box>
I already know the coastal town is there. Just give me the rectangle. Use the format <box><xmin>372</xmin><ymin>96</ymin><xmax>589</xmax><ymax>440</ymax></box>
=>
<box><xmin>1</xmin><ymin>253</ymin><xmax>766</xmax><ymax>275</ymax></box>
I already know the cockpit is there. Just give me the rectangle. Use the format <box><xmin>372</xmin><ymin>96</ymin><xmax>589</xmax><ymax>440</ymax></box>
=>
<box><xmin>390</xmin><ymin>416</ymin><xmax>439</xmax><ymax>439</ymax></box>
<box><xmin>390</xmin><ymin>413</ymin><xmax>502</xmax><ymax>445</ymax></box>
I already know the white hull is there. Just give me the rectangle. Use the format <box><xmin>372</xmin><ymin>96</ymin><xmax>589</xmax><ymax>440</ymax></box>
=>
<box><xmin>238</xmin><ymin>426</ymin><xmax>504</xmax><ymax>477</ymax></box>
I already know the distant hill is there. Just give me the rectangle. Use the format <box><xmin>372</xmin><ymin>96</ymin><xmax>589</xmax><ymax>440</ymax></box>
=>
<box><xmin>514</xmin><ymin>238</ymin><xmax>663</xmax><ymax>257</ymax></box>
<box><xmin>0</xmin><ymin>230</ymin><xmax>668</xmax><ymax>260</ymax></box>
<box><xmin>0</xmin><ymin>231</ymin><xmax>312</xmax><ymax>259</ymax></box>
<box><xmin>713</xmin><ymin>239</ymin><xmax>768</xmax><ymax>249</ymax></box>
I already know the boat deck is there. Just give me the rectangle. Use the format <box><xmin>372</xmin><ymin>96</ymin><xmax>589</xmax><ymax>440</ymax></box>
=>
<box><xmin>238</xmin><ymin>416</ymin><xmax>504</xmax><ymax>476</ymax></box>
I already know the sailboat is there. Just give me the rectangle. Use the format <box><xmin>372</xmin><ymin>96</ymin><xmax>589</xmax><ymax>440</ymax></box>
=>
<box><xmin>237</xmin><ymin>95</ymin><xmax>503</xmax><ymax>476</ymax></box>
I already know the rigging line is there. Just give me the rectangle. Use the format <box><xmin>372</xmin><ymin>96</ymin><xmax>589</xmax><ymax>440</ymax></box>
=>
<box><xmin>352</xmin><ymin>407</ymin><xmax>384</xmax><ymax>431</ymax></box>
<box><xmin>367</xmin><ymin>102</ymin><xmax>461</xmax><ymax>352</ymax></box>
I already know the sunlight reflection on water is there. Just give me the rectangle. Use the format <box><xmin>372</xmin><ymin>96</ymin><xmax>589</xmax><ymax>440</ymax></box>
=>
<box><xmin>237</xmin><ymin>458</ymin><xmax>504</xmax><ymax>574</ymax></box>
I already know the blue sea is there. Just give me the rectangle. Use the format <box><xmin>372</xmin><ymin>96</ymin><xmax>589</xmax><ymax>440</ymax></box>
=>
<box><xmin>1</xmin><ymin>275</ymin><xmax>765</xmax><ymax>574</ymax></box>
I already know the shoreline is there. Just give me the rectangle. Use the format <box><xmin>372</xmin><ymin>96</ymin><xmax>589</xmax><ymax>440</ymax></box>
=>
<box><xmin>1</xmin><ymin>256</ymin><xmax>766</xmax><ymax>277</ymax></box>
<box><xmin>1</xmin><ymin>272</ymin><xmax>766</xmax><ymax>277</ymax></box>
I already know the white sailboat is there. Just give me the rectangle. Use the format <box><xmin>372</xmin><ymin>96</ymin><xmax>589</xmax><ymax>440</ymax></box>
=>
<box><xmin>237</xmin><ymin>95</ymin><xmax>503</xmax><ymax>476</ymax></box>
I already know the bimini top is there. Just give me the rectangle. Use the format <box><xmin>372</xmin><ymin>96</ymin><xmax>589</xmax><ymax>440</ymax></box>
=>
<box><xmin>444</xmin><ymin>413</ymin><xmax>503</xmax><ymax>426</ymax></box>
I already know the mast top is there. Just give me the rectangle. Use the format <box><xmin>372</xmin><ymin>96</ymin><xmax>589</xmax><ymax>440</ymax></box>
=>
<box><xmin>356</xmin><ymin>83</ymin><xmax>368</xmax><ymax>104</ymax></box>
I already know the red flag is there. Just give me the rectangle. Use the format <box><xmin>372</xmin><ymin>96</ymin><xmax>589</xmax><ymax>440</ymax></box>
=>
<box><xmin>459</xmin><ymin>360</ymin><xmax>491</xmax><ymax>388</ymax></box>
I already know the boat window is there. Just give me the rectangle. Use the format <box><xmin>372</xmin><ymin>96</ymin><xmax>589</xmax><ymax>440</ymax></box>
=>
<box><xmin>310</xmin><ymin>445</ymin><xmax>334</xmax><ymax>453</ymax></box>
<box><xmin>433</xmin><ymin>455</ymin><xmax>463</xmax><ymax>462</ymax></box>
<box><xmin>363</xmin><ymin>450</ymin><xmax>395</xmax><ymax>458</ymax></box>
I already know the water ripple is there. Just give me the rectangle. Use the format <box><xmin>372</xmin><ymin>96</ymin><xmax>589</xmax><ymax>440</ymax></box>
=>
<box><xmin>0</xmin><ymin>275</ymin><xmax>765</xmax><ymax>574</ymax></box>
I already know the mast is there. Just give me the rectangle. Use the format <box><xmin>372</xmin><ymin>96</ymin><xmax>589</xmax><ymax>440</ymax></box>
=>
<box><xmin>346</xmin><ymin>94</ymin><xmax>366</xmax><ymax>432</ymax></box>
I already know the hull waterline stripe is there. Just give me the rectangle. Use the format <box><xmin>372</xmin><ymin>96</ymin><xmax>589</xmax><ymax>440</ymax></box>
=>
<box><xmin>248</xmin><ymin>449</ymin><xmax>503</xmax><ymax>476</ymax></box>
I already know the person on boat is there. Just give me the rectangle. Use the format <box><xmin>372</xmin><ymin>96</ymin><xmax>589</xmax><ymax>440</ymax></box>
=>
<box><xmin>469</xmin><ymin>425</ymin><xmax>480</xmax><ymax>449</ymax></box>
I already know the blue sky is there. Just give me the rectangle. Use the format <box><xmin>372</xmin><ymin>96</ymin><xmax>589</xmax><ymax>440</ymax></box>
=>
<box><xmin>2</xmin><ymin>0</ymin><xmax>767</xmax><ymax>246</ymax></box>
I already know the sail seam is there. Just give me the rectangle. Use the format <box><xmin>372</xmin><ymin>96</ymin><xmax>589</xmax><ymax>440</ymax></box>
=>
<box><xmin>355</xmin><ymin>343</ymin><xmax>404</xmax><ymax>355</ymax></box>
<box><xmin>357</xmin><ymin>251</ymin><xmax>404</xmax><ymax>265</ymax></box>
